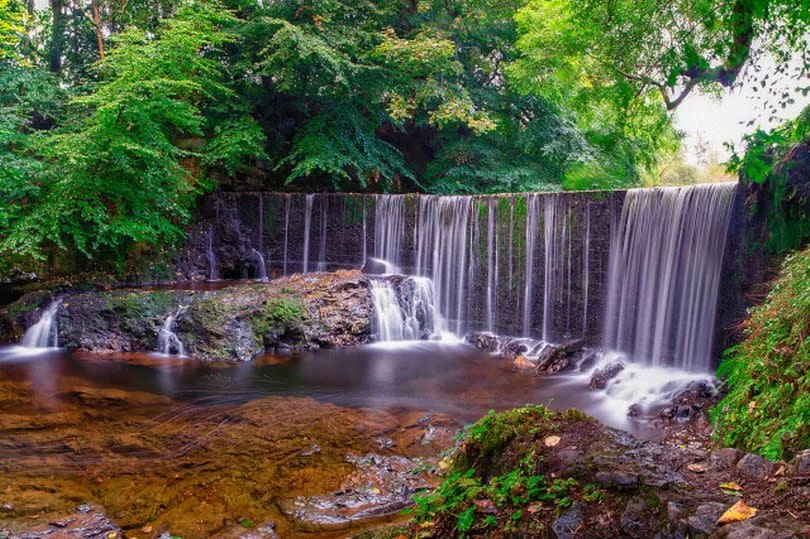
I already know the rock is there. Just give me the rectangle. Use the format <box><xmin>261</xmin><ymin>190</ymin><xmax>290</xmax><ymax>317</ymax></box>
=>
<box><xmin>375</xmin><ymin>437</ymin><xmax>395</xmax><ymax>449</ymax></box>
<box><xmin>736</xmin><ymin>453</ymin><xmax>775</xmax><ymax>479</ymax></box>
<box><xmin>589</xmin><ymin>361</ymin><xmax>625</xmax><ymax>389</ymax></box>
<box><xmin>595</xmin><ymin>470</ymin><xmax>639</xmax><ymax>489</ymax></box>
<box><xmin>0</xmin><ymin>503</ymin><xmax>12</xmax><ymax>512</ymax></box>
<box><xmin>465</xmin><ymin>332</ymin><xmax>498</xmax><ymax>353</ymax></box>
<box><xmin>620</xmin><ymin>498</ymin><xmax>648</xmax><ymax>535</ymax></box>
<box><xmin>300</xmin><ymin>444</ymin><xmax>321</xmax><ymax>457</ymax></box>
<box><xmin>552</xmin><ymin>502</ymin><xmax>583</xmax><ymax>539</ymax></box>
<box><xmin>535</xmin><ymin>343</ymin><xmax>579</xmax><ymax>374</ymax></box>
<box><xmin>686</xmin><ymin>502</ymin><xmax>727</xmax><ymax>536</ymax></box>
<box><xmin>710</xmin><ymin>448</ymin><xmax>743</xmax><ymax>471</ymax></box>
<box><xmin>240</xmin><ymin>521</ymin><xmax>279</xmax><ymax>539</ymax></box>
<box><xmin>513</xmin><ymin>355</ymin><xmax>536</xmax><ymax>369</ymax></box>
<box><xmin>667</xmin><ymin>501</ymin><xmax>685</xmax><ymax>522</ymax></box>
<box><xmin>659</xmin><ymin>404</ymin><xmax>703</xmax><ymax>422</ymax></box>
<box><xmin>76</xmin><ymin>503</ymin><xmax>93</xmax><ymax>514</ymax></box>
<box><xmin>789</xmin><ymin>448</ymin><xmax>810</xmax><ymax>475</ymax></box>
<box><xmin>501</xmin><ymin>340</ymin><xmax>528</xmax><ymax>361</ymax></box>
<box><xmin>627</xmin><ymin>403</ymin><xmax>642</xmax><ymax>417</ymax></box>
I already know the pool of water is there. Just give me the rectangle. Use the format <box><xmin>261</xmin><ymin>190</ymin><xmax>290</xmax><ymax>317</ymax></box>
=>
<box><xmin>0</xmin><ymin>341</ymin><xmax>710</xmax><ymax>536</ymax></box>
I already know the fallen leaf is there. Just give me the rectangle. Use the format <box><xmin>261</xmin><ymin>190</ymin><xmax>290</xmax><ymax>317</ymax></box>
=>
<box><xmin>544</xmin><ymin>435</ymin><xmax>561</xmax><ymax>447</ymax></box>
<box><xmin>717</xmin><ymin>500</ymin><xmax>757</xmax><ymax>524</ymax></box>
<box><xmin>419</xmin><ymin>521</ymin><xmax>434</xmax><ymax>528</ymax></box>
<box><xmin>473</xmin><ymin>499</ymin><xmax>498</xmax><ymax>514</ymax></box>
<box><xmin>527</xmin><ymin>503</ymin><xmax>543</xmax><ymax>514</ymax></box>
<box><xmin>719</xmin><ymin>481</ymin><xmax>743</xmax><ymax>491</ymax></box>
<box><xmin>687</xmin><ymin>463</ymin><xmax>707</xmax><ymax>473</ymax></box>
<box><xmin>141</xmin><ymin>525</ymin><xmax>153</xmax><ymax>533</ymax></box>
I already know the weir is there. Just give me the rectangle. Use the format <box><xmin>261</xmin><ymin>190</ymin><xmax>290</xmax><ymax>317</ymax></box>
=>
<box><xmin>180</xmin><ymin>183</ymin><xmax>737</xmax><ymax>368</ymax></box>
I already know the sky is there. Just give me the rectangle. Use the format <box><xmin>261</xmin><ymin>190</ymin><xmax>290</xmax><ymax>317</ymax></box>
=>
<box><xmin>674</xmin><ymin>56</ymin><xmax>809</xmax><ymax>168</ymax></box>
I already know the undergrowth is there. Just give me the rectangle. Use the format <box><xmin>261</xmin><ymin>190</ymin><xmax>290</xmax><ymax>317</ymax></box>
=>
<box><xmin>711</xmin><ymin>245</ymin><xmax>810</xmax><ymax>460</ymax></box>
<box><xmin>408</xmin><ymin>405</ymin><xmax>600</xmax><ymax>537</ymax></box>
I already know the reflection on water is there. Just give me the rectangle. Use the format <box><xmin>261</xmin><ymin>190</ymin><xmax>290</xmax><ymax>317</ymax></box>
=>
<box><xmin>0</xmin><ymin>341</ymin><xmax>670</xmax><ymax>436</ymax></box>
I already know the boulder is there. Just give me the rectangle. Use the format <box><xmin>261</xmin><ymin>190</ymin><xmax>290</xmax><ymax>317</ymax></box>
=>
<box><xmin>789</xmin><ymin>449</ymin><xmax>810</xmax><ymax>476</ymax></box>
<box><xmin>736</xmin><ymin>453</ymin><xmax>775</xmax><ymax>480</ymax></box>
<box><xmin>685</xmin><ymin>502</ymin><xmax>727</xmax><ymax>536</ymax></box>
<box><xmin>552</xmin><ymin>503</ymin><xmax>583</xmax><ymax>539</ymax></box>
<box><xmin>710</xmin><ymin>448</ymin><xmax>743</xmax><ymax>472</ymax></box>
<box><xmin>589</xmin><ymin>361</ymin><xmax>625</xmax><ymax>389</ymax></box>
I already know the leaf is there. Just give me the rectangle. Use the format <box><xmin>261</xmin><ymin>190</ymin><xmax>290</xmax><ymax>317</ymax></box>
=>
<box><xmin>716</xmin><ymin>500</ymin><xmax>757</xmax><ymax>524</ymax></box>
<box><xmin>687</xmin><ymin>463</ymin><xmax>707</xmax><ymax>473</ymax></box>
<box><xmin>544</xmin><ymin>435</ymin><xmax>561</xmax><ymax>447</ymax></box>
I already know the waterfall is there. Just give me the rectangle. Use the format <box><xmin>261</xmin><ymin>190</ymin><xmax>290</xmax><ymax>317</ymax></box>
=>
<box><xmin>414</xmin><ymin>196</ymin><xmax>477</xmax><ymax>335</ymax></box>
<box><xmin>486</xmin><ymin>199</ymin><xmax>498</xmax><ymax>332</ymax></box>
<box><xmin>361</xmin><ymin>203</ymin><xmax>368</xmax><ymax>268</ymax></box>
<box><xmin>374</xmin><ymin>195</ymin><xmax>406</xmax><ymax>267</ymax></box>
<box><xmin>370</xmin><ymin>276</ymin><xmax>446</xmax><ymax>341</ymax></box>
<box><xmin>602</xmin><ymin>182</ymin><xmax>736</xmax><ymax>371</ymax></box>
<box><xmin>318</xmin><ymin>198</ymin><xmax>328</xmax><ymax>271</ymax></box>
<box><xmin>283</xmin><ymin>194</ymin><xmax>291</xmax><ymax>276</ymax></box>
<box><xmin>206</xmin><ymin>224</ymin><xmax>217</xmax><ymax>282</ymax></box>
<box><xmin>582</xmin><ymin>204</ymin><xmax>590</xmax><ymax>336</ymax></box>
<box><xmin>21</xmin><ymin>300</ymin><xmax>60</xmax><ymax>348</ymax></box>
<box><xmin>156</xmin><ymin>307</ymin><xmax>186</xmax><ymax>356</ymax></box>
<box><xmin>252</xmin><ymin>248</ymin><xmax>268</xmax><ymax>282</ymax></box>
<box><xmin>522</xmin><ymin>195</ymin><xmax>540</xmax><ymax>336</ymax></box>
<box><xmin>303</xmin><ymin>194</ymin><xmax>314</xmax><ymax>273</ymax></box>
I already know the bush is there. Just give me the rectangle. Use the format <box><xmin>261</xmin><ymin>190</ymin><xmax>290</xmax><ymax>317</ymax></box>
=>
<box><xmin>711</xmin><ymin>246</ymin><xmax>810</xmax><ymax>460</ymax></box>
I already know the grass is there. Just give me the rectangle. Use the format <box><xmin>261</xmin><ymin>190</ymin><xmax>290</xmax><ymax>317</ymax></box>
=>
<box><xmin>711</xmin><ymin>245</ymin><xmax>810</xmax><ymax>460</ymax></box>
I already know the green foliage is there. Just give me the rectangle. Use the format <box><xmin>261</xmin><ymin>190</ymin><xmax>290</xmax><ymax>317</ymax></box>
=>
<box><xmin>0</xmin><ymin>0</ymin><xmax>23</xmax><ymax>59</ymax></box>
<box><xmin>0</xmin><ymin>1</ymin><xmax>265</xmax><ymax>267</ymax></box>
<box><xmin>711</xmin><ymin>245</ymin><xmax>810</xmax><ymax>460</ymax></box>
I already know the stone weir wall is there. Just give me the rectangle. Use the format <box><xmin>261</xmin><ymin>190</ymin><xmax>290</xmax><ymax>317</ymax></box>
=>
<box><xmin>175</xmin><ymin>191</ymin><xmax>624</xmax><ymax>344</ymax></box>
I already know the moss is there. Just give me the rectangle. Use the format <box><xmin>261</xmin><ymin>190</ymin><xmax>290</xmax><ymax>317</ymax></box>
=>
<box><xmin>249</xmin><ymin>297</ymin><xmax>306</xmax><ymax>341</ymax></box>
<box><xmin>711</xmin><ymin>245</ymin><xmax>810</xmax><ymax>460</ymax></box>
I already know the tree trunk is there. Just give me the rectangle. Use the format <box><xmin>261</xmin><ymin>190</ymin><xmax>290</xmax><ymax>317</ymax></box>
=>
<box><xmin>91</xmin><ymin>0</ymin><xmax>105</xmax><ymax>60</ymax></box>
<box><xmin>48</xmin><ymin>0</ymin><xmax>65</xmax><ymax>72</ymax></box>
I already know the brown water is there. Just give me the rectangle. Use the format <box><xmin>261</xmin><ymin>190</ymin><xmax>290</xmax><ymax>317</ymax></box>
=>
<box><xmin>0</xmin><ymin>342</ymin><xmax>662</xmax><ymax>537</ymax></box>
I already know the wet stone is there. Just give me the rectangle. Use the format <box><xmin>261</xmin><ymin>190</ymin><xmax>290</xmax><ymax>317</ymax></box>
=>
<box><xmin>736</xmin><ymin>453</ymin><xmax>775</xmax><ymax>479</ymax></box>
<box><xmin>588</xmin><ymin>361</ymin><xmax>625</xmax><ymax>389</ymax></box>
<box><xmin>790</xmin><ymin>449</ymin><xmax>810</xmax><ymax>475</ymax></box>
<box><xmin>595</xmin><ymin>470</ymin><xmax>639</xmax><ymax>489</ymax></box>
<box><xmin>552</xmin><ymin>502</ymin><xmax>583</xmax><ymax>539</ymax></box>
<box><xmin>686</xmin><ymin>502</ymin><xmax>726</xmax><ymax>536</ymax></box>
<box><xmin>710</xmin><ymin>448</ymin><xmax>743</xmax><ymax>471</ymax></box>
<box><xmin>620</xmin><ymin>498</ymin><xmax>648</xmax><ymax>535</ymax></box>
<box><xmin>667</xmin><ymin>501</ymin><xmax>685</xmax><ymax>522</ymax></box>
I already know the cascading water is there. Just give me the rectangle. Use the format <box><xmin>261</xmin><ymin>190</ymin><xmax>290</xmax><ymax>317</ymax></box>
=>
<box><xmin>374</xmin><ymin>195</ymin><xmax>406</xmax><ymax>267</ymax></box>
<box><xmin>522</xmin><ymin>195</ymin><xmax>540</xmax><ymax>336</ymax></box>
<box><xmin>21</xmin><ymin>300</ymin><xmax>60</xmax><ymax>348</ymax></box>
<box><xmin>370</xmin><ymin>276</ymin><xmax>446</xmax><ymax>341</ymax></box>
<box><xmin>602</xmin><ymin>182</ymin><xmax>737</xmax><ymax>371</ymax></box>
<box><xmin>318</xmin><ymin>199</ymin><xmax>328</xmax><ymax>271</ymax></box>
<box><xmin>156</xmin><ymin>306</ymin><xmax>186</xmax><ymax>356</ymax></box>
<box><xmin>282</xmin><ymin>194</ymin><xmax>291</xmax><ymax>276</ymax></box>
<box><xmin>252</xmin><ymin>248</ymin><xmax>268</xmax><ymax>282</ymax></box>
<box><xmin>303</xmin><ymin>194</ymin><xmax>314</xmax><ymax>273</ymax></box>
<box><xmin>206</xmin><ymin>224</ymin><xmax>217</xmax><ymax>282</ymax></box>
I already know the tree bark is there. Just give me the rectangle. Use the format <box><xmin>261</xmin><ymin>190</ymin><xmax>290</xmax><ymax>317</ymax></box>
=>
<box><xmin>91</xmin><ymin>0</ymin><xmax>105</xmax><ymax>60</ymax></box>
<box><xmin>48</xmin><ymin>0</ymin><xmax>65</xmax><ymax>72</ymax></box>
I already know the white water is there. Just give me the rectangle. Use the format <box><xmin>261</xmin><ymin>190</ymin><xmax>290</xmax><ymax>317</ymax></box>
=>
<box><xmin>206</xmin><ymin>224</ymin><xmax>218</xmax><ymax>282</ymax></box>
<box><xmin>374</xmin><ymin>195</ymin><xmax>406</xmax><ymax>267</ymax></box>
<box><xmin>252</xmin><ymin>248</ymin><xmax>268</xmax><ymax>282</ymax></box>
<box><xmin>156</xmin><ymin>307</ymin><xmax>186</xmax><ymax>356</ymax></box>
<box><xmin>318</xmin><ymin>198</ymin><xmax>328</xmax><ymax>271</ymax></box>
<box><xmin>302</xmin><ymin>194</ymin><xmax>314</xmax><ymax>273</ymax></box>
<box><xmin>523</xmin><ymin>195</ymin><xmax>540</xmax><ymax>336</ymax></box>
<box><xmin>602</xmin><ymin>182</ymin><xmax>736</xmax><ymax>371</ymax></box>
<box><xmin>21</xmin><ymin>300</ymin><xmax>60</xmax><ymax>349</ymax></box>
<box><xmin>283</xmin><ymin>194</ymin><xmax>291</xmax><ymax>275</ymax></box>
<box><xmin>369</xmin><ymin>277</ymin><xmax>447</xmax><ymax>342</ymax></box>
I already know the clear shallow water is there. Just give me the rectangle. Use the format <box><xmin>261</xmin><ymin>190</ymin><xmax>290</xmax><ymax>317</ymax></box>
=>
<box><xmin>0</xmin><ymin>341</ymin><xmax>709</xmax><ymax>438</ymax></box>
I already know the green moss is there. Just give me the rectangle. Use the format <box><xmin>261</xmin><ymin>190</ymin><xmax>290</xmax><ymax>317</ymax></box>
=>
<box><xmin>711</xmin><ymin>245</ymin><xmax>810</xmax><ymax>460</ymax></box>
<box><xmin>250</xmin><ymin>297</ymin><xmax>306</xmax><ymax>340</ymax></box>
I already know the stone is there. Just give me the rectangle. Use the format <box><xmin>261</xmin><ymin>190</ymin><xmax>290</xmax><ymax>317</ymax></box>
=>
<box><xmin>375</xmin><ymin>437</ymin><xmax>395</xmax><ymax>449</ymax></box>
<box><xmin>627</xmin><ymin>403</ymin><xmax>642</xmax><ymax>417</ymax></box>
<box><xmin>502</xmin><ymin>340</ymin><xmax>528</xmax><ymax>361</ymax></box>
<box><xmin>710</xmin><ymin>448</ymin><xmax>743</xmax><ymax>471</ymax></box>
<box><xmin>552</xmin><ymin>503</ymin><xmax>583</xmax><ymax>539</ymax></box>
<box><xmin>736</xmin><ymin>453</ymin><xmax>775</xmax><ymax>479</ymax></box>
<box><xmin>465</xmin><ymin>332</ymin><xmax>497</xmax><ymax>353</ymax></box>
<box><xmin>588</xmin><ymin>361</ymin><xmax>625</xmax><ymax>389</ymax></box>
<box><xmin>666</xmin><ymin>501</ymin><xmax>685</xmax><ymax>522</ymax></box>
<box><xmin>620</xmin><ymin>498</ymin><xmax>648</xmax><ymax>535</ymax></box>
<box><xmin>686</xmin><ymin>502</ymin><xmax>727</xmax><ymax>536</ymax></box>
<box><xmin>595</xmin><ymin>470</ymin><xmax>639</xmax><ymax>489</ymax></box>
<box><xmin>789</xmin><ymin>448</ymin><xmax>810</xmax><ymax>475</ymax></box>
<box><xmin>76</xmin><ymin>503</ymin><xmax>93</xmax><ymax>514</ymax></box>
<box><xmin>300</xmin><ymin>444</ymin><xmax>321</xmax><ymax>457</ymax></box>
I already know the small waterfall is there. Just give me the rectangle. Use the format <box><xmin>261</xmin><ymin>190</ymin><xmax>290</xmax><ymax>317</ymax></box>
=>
<box><xmin>283</xmin><ymin>194</ymin><xmax>291</xmax><ymax>275</ymax></box>
<box><xmin>318</xmin><ymin>198</ymin><xmax>328</xmax><ymax>271</ymax></box>
<box><xmin>602</xmin><ymin>182</ymin><xmax>736</xmax><ymax>370</ymax></box>
<box><xmin>370</xmin><ymin>279</ymin><xmax>405</xmax><ymax>341</ymax></box>
<box><xmin>486</xmin><ymin>199</ymin><xmax>498</xmax><ymax>332</ymax></box>
<box><xmin>361</xmin><ymin>203</ymin><xmax>368</xmax><ymax>268</ymax></box>
<box><xmin>374</xmin><ymin>195</ymin><xmax>406</xmax><ymax>268</ymax></box>
<box><xmin>206</xmin><ymin>224</ymin><xmax>218</xmax><ymax>282</ymax></box>
<box><xmin>252</xmin><ymin>248</ymin><xmax>268</xmax><ymax>282</ymax></box>
<box><xmin>21</xmin><ymin>300</ymin><xmax>60</xmax><ymax>348</ymax></box>
<box><xmin>303</xmin><ymin>194</ymin><xmax>314</xmax><ymax>273</ymax></box>
<box><xmin>522</xmin><ymin>195</ymin><xmax>540</xmax><ymax>336</ymax></box>
<box><xmin>370</xmin><ymin>276</ymin><xmax>446</xmax><ymax>341</ymax></box>
<box><xmin>156</xmin><ymin>307</ymin><xmax>186</xmax><ymax>356</ymax></box>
